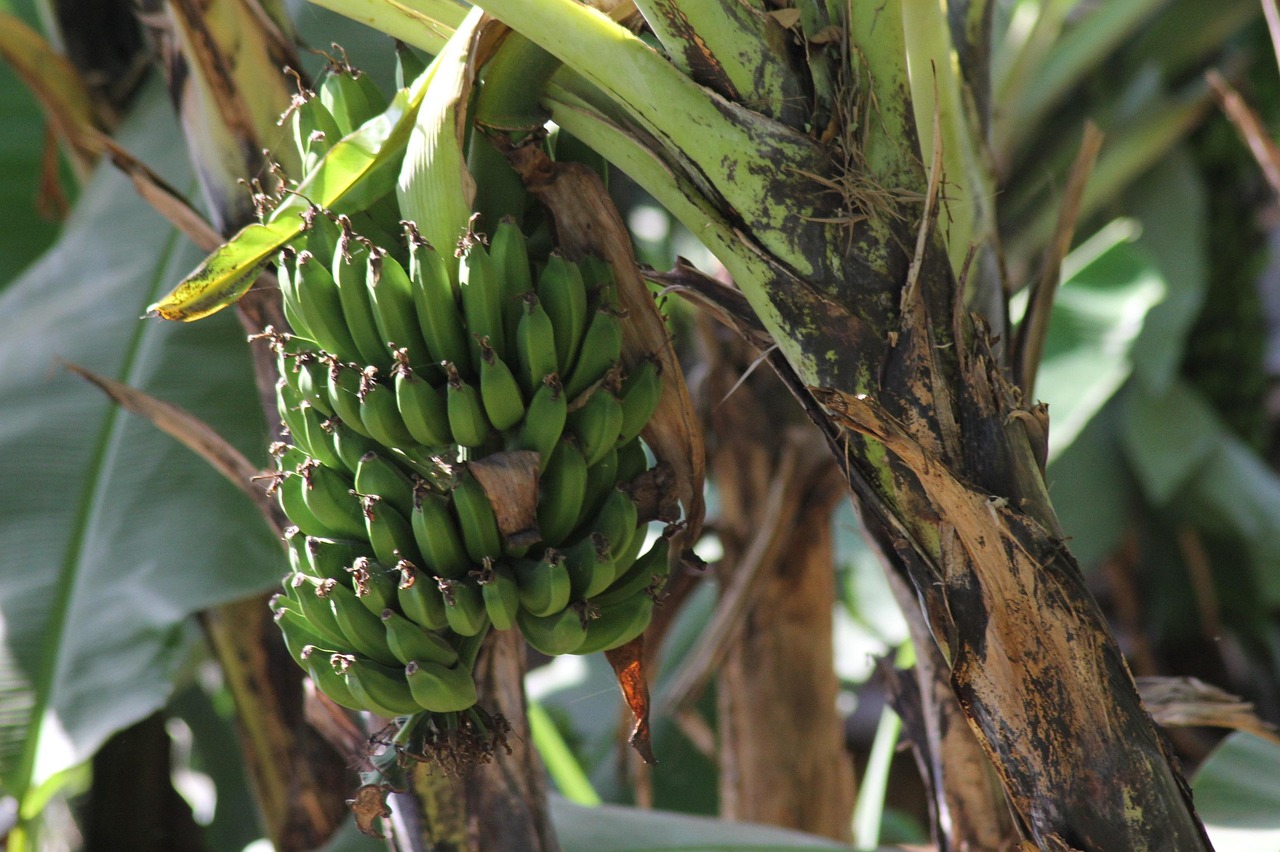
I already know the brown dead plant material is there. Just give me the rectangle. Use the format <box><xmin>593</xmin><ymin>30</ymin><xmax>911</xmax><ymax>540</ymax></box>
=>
<box><xmin>468</xmin><ymin>450</ymin><xmax>542</xmax><ymax>549</ymax></box>
<box><xmin>606</xmin><ymin>637</ymin><xmax>656</xmax><ymax>765</ymax></box>
<box><xmin>814</xmin><ymin>386</ymin><xmax>1211</xmax><ymax>847</ymax></box>
<box><xmin>1137</xmin><ymin>676</ymin><xmax>1280</xmax><ymax>745</ymax></box>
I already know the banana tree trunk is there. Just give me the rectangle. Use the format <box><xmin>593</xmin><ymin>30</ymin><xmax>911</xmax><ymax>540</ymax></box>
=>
<box><xmin>465</xmin><ymin>0</ymin><xmax>1217</xmax><ymax>843</ymax></box>
<box><xmin>697</xmin><ymin>321</ymin><xmax>856</xmax><ymax>840</ymax></box>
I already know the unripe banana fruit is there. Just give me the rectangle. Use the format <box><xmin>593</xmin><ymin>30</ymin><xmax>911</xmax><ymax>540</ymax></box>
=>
<box><xmin>263</xmin><ymin>63</ymin><xmax>678</xmax><ymax>737</ymax></box>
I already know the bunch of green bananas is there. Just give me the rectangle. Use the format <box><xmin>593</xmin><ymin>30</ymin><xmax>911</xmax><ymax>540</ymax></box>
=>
<box><xmin>264</xmin><ymin>63</ymin><xmax>673</xmax><ymax>725</ymax></box>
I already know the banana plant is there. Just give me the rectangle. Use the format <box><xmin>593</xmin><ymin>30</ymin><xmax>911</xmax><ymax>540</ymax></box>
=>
<box><xmin>144</xmin><ymin>0</ymin><xmax>1236</xmax><ymax>847</ymax></box>
<box><xmin>5</xmin><ymin>0</ymin><xmax>1273</xmax><ymax>847</ymax></box>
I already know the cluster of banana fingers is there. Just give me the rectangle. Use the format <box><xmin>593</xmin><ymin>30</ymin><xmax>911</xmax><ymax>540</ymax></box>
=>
<box><xmin>265</xmin><ymin>62</ymin><xmax>674</xmax><ymax>723</ymax></box>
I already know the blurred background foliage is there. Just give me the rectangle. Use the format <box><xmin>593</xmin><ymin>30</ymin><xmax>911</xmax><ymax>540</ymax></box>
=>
<box><xmin>3</xmin><ymin>0</ymin><xmax>1280</xmax><ymax>849</ymax></box>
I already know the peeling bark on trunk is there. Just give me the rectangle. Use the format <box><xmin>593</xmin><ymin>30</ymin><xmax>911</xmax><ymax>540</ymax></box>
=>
<box><xmin>883</xmin><ymin>567</ymin><xmax>1017</xmax><ymax>849</ymax></box>
<box><xmin>705</xmin><ymin>132</ymin><xmax>1216</xmax><ymax>844</ymax></box>
<box><xmin>700</xmin><ymin>323</ymin><xmax>856</xmax><ymax>841</ymax></box>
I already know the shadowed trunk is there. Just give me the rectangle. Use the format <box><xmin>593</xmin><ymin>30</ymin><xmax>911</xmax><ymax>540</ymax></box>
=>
<box><xmin>699</xmin><ymin>320</ymin><xmax>856</xmax><ymax>840</ymax></box>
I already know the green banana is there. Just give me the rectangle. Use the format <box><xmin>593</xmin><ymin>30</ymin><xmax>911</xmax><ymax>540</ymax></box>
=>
<box><xmin>325</xmin><ymin>578</ymin><xmax>401</xmax><ymax>667</ymax></box>
<box><xmin>405</xmin><ymin>659</ymin><xmax>479</xmax><ymax>713</ymax></box>
<box><xmin>489</xmin><ymin>217</ymin><xmax>533</xmax><ymax>345</ymax></box>
<box><xmin>302</xmin><ymin>648</ymin><xmax>367</xmax><ymax>712</ymax></box>
<box><xmin>304</xmin><ymin>207</ymin><xmax>340</xmax><ymax>260</ymax></box>
<box><xmin>276</xmin><ymin>251</ymin><xmax>310</xmax><ymax>342</ymax></box>
<box><xmin>349</xmin><ymin>195</ymin><xmax>408</xmax><ymax>261</ymax></box>
<box><xmin>275</xmin><ymin>604</ymin><xmax>344</xmax><ymax>665</ymax></box>
<box><xmin>514</xmin><ymin>292</ymin><xmax>558</xmax><ymax>398</ymax></box>
<box><xmin>392</xmin><ymin>355</ymin><xmax>453</xmax><ymax>448</ymax></box>
<box><xmin>516</xmin><ymin>605</ymin><xmax>588</xmax><ymax>656</ymax></box>
<box><xmin>354</xmin><ymin>451</ymin><xmax>417</xmax><ymax>518</ymax></box>
<box><xmin>292</xmin><ymin>397</ymin><xmax>342</xmax><ymax>474</ymax></box>
<box><xmin>299</xmin><ymin>458</ymin><xmax>367</xmax><ymax>540</ymax></box>
<box><xmin>337</xmin><ymin>654</ymin><xmax>422</xmax><ymax>717</ymax></box>
<box><xmin>458</xmin><ymin>235</ymin><xmax>506</xmax><ymax>368</ymax></box>
<box><xmin>367</xmin><ymin>248</ymin><xmax>435</xmax><ymax>370</ymax></box>
<box><xmin>612</xmin><ymin>516</ymin><xmax>648</xmax><ymax>579</ymax></box>
<box><xmin>516</xmin><ymin>373</ymin><xmax>567</xmax><ymax>468</ymax></box>
<box><xmin>305</xmin><ymin>536</ymin><xmax>371</xmax><ymax>580</ymax></box>
<box><xmin>358</xmin><ymin>368</ymin><xmax>418</xmax><ymax>449</ymax></box>
<box><xmin>616</xmin><ymin>356</ymin><xmax>662</xmax><ymax>447</ymax></box>
<box><xmin>615</xmin><ymin>436</ymin><xmax>649</xmax><ymax>485</ymax></box>
<box><xmin>362</xmin><ymin>496</ymin><xmax>421</xmax><ymax>570</ymax></box>
<box><xmin>411</xmin><ymin>487</ymin><xmax>472</xmax><ymax>580</ymax></box>
<box><xmin>444</xmin><ymin>362</ymin><xmax>493</xmax><ymax>448</ymax></box>
<box><xmin>563</xmin><ymin>302</ymin><xmax>623</xmax><ymax>400</ymax></box>
<box><xmin>275</xmin><ymin>451</ymin><xmax>343</xmax><ymax>538</ymax></box>
<box><xmin>536</xmin><ymin>253</ymin><xmax>588</xmax><ymax>376</ymax></box>
<box><xmin>585</xmin><ymin>485</ymin><xmax>640</xmax><ymax>561</ymax></box>
<box><xmin>512</xmin><ymin>549</ymin><xmax>571</xmax><ymax>617</ymax></box>
<box><xmin>326</xmin><ymin>413</ymin><xmax>379</xmax><ymax>473</ymax></box>
<box><xmin>477</xmin><ymin>336</ymin><xmax>526</xmax><ymax>431</ymax></box>
<box><xmin>594</xmin><ymin>530</ymin><xmax>671</xmax><ymax>607</ymax></box>
<box><xmin>287</xmin><ymin>348</ymin><xmax>335</xmax><ymax>418</ymax></box>
<box><xmin>381</xmin><ymin>608</ymin><xmax>460</xmax><ymax>667</ymax></box>
<box><xmin>536</xmin><ymin>439</ymin><xmax>588</xmax><ymax>546</ymax></box>
<box><xmin>562</xmin><ymin>532</ymin><xmax>616</xmax><ymax>600</ymax></box>
<box><xmin>438</xmin><ymin>577</ymin><xmax>490</xmax><ymax>637</ymax></box>
<box><xmin>477</xmin><ymin>559</ymin><xmax>519</xmax><ymax>630</ymax></box>
<box><xmin>332</xmin><ymin>220</ymin><xmax>394</xmax><ymax>371</ymax></box>
<box><xmin>407</xmin><ymin>230</ymin><xmax>472</xmax><ymax>375</ymax></box>
<box><xmin>289</xmin><ymin>88</ymin><xmax>343</xmax><ymax>172</ymax></box>
<box><xmin>325</xmin><ymin>360</ymin><xmax>374</xmax><ymax>439</ymax></box>
<box><xmin>578</xmin><ymin>254</ymin><xmax>616</xmax><ymax>293</ymax></box>
<box><xmin>574</xmin><ymin>591</ymin><xmax>654</xmax><ymax>655</ymax></box>
<box><xmin>395</xmin><ymin>41</ymin><xmax>427</xmax><ymax>90</ymax></box>
<box><xmin>318</xmin><ymin>60</ymin><xmax>386</xmax><ymax>136</ymax></box>
<box><xmin>294</xmin><ymin>248</ymin><xmax>363</xmax><ymax>364</ymax></box>
<box><xmin>568</xmin><ymin>385</ymin><xmax>624</xmax><ymax>467</ymax></box>
<box><xmin>396</xmin><ymin>561</ymin><xmax>449</xmax><ymax>630</ymax></box>
<box><xmin>287</xmin><ymin>572</ymin><xmax>352</xmax><ymax>649</ymax></box>
<box><xmin>284</xmin><ymin>531</ymin><xmax>309</xmax><ymax>575</ymax></box>
<box><xmin>275</xmin><ymin>378</ymin><xmax>319</xmax><ymax>461</ymax></box>
<box><xmin>579</xmin><ymin>446</ymin><xmax>619</xmax><ymax>530</ymax></box>
<box><xmin>451</xmin><ymin>465</ymin><xmax>503</xmax><ymax>563</ymax></box>
<box><xmin>348</xmin><ymin>555</ymin><xmax>398</xmax><ymax>615</ymax></box>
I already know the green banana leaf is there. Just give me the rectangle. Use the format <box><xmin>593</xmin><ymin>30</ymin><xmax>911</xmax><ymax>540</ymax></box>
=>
<box><xmin>0</xmin><ymin>4</ymin><xmax>62</xmax><ymax>286</ymax></box>
<box><xmin>0</xmin><ymin>82</ymin><xmax>278</xmax><ymax>825</ymax></box>
<box><xmin>1192</xmin><ymin>732</ymin><xmax>1280</xmax><ymax>850</ymax></box>
<box><xmin>1122</xmin><ymin>378</ymin><xmax>1280</xmax><ymax>606</ymax></box>
<box><xmin>549</xmin><ymin>796</ymin><xmax>855</xmax><ymax>851</ymax></box>
<box><xmin>1034</xmin><ymin>220</ymin><xmax>1166</xmax><ymax>461</ymax></box>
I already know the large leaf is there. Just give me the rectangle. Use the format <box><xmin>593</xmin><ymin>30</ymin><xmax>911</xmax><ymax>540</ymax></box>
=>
<box><xmin>0</xmin><ymin>3</ymin><xmax>63</xmax><ymax>286</ymax></box>
<box><xmin>1123</xmin><ymin>147</ymin><xmax>1209</xmax><ymax>393</ymax></box>
<box><xmin>1044</xmin><ymin>397</ymin><xmax>1135</xmax><ymax>572</ymax></box>
<box><xmin>549</xmin><ymin>796</ymin><xmax>853</xmax><ymax>851</ymax></box>
<box><xmin>1120</xmin><ymin>376</ymin><xmax>1280</xmax><ymax>605</ymax></box>
<box><xmin>1033</xmin><ymin>219</ymin><xmax>1165</xmax><ymax>461</ymax></box>
<box><xmin>1121</xmin><ymin>379</ymin><xmax>1220</xmax><ymax>504</ymax></box>
<box><xmin>1192</xmin><ymin>733</ymin><xmax>1280</xmax><ymax>850</ymax></box>
<box><xmin>0</xmin><ymin>82</ymin><xmax>277</xmax><ymax>821</ymax></box>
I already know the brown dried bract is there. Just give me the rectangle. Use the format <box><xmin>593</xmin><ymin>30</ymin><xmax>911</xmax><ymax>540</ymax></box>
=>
<box><xmin>468</xmin><ymin>450</ymin><xmax>541</xmax><ymax>548</ymax></box>
<box><xmin>606</xmin><ymin>637</ymin><xmax>655</xmax><ymax>765</ymax></box>
<box><xmin>346</xmin><ymin>783</ymin><xmax>392</xmax><ymax>839</ymax></box>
